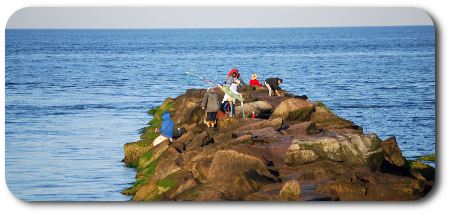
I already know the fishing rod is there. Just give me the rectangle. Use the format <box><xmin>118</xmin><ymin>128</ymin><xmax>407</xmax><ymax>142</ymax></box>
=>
<box><xmin>185</xmin><ymin>71</ymin><xmax>246</xmax><ymax>118</ymax></box>
<box><xmin>185</xmin><ymin>71</ymin><xmax>222</xmax><ymax>89</ymax></box>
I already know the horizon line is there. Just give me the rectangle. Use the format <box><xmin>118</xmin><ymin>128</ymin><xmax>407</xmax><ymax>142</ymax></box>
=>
<box><xmin>5</xmin><ymin>24</ymin><xmax>434</xmax><ymax>30</ymax></box>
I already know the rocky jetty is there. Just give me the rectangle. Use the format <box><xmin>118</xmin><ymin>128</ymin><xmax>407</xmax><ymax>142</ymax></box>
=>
<box><xmin>121</xmin><ymin>86</ymin><xmax>434</xmax><ymax>201</ymax></box>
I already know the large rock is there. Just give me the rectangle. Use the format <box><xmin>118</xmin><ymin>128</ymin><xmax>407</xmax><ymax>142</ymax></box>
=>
<box><xmin>276</xmin><ymin>179</ymin><xmax>301</xmax><ymax>201</ymax></box>
<box><xmin>285</xmin><ymin>134</ymin><xmax>384</xmax><ymax>171</ymax></box>
<box><xmin>235</xmin><ymin>101</ymin><xmax>273</xmax><ymax>119</ymax></box>
<box><xmin>316</xmin><ymin>167</ymin><xmax>427</xmax><ymax>201</ymax></box>
<box><xmin>309</xmin><ymin>111</ymin><xmax>362</xmax><ymax>132</ymax></box>
<box><xmin>230</xmin><ymin>169</ymin><xmax>275</xmax><ymax>199</ymax></box>
<box><xmin>185</xmin><ymin>132</ymin><xmax>213</xmax><ymax>150</ymax></box>
<box><xmin>216</xmin><ymin>117</ymin><xmax>239</xmax><ymax>131</ymax></box>
<box><xmin>380</xmin><ymin>136</ymin><xmax>406</xmax><ymax>167</ymax></box>
<box><xmin>269</xmin><ymin>98</ymin><xmax>314</xmax><ymax>121</ymax></box>
<box><xmin>123</xmin><ymin>139</ymin><xmax>153</xmax><ymax>164</ymax></box>
<box><xmin>207</xmin><ymin>150</ymin><xmax>271</xmax><ymax>181</ymax></box>
<box><xmin>173</xmin><ymin>102</ymin><xmax>204</xmax><ymax>124</ymax></box>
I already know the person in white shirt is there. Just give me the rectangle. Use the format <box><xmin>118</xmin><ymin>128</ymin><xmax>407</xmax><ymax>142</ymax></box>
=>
<box><xmin>222</xmin><ymin>80</ymin><xmax>241</xmax><ymax>117</ymax></box>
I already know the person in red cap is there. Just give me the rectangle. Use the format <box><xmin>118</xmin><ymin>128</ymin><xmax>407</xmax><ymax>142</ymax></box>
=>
<box><xmin>224</xmin><ymin>68</ymin><xmax>246</xmax><ymax>86</ymax></box>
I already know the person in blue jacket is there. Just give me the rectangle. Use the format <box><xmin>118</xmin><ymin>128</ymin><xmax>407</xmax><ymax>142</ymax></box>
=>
<box><xmin>153</xmin><ymin>111</ymin><xmax>174</xmax><ymax>146</ymax></box>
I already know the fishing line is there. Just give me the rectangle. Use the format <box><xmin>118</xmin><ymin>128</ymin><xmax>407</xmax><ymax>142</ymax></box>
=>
<box><xmin>128</xmin><ymin>111</ymin><xmax>150</xmax><ymax>124</ymax></box>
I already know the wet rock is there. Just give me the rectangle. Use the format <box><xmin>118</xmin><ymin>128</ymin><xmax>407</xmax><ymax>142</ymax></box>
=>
<box><xmin>123</xmin><ymin>139</ymin><xmax>153</xmax><ymax>164</ymax></box>
<box><xmin>410</xmin><ymin>161</ymin><xmax>435</xmax><ymax>181</ymax></box>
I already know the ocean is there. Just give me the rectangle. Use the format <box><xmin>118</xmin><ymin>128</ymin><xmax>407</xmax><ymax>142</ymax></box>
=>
<box><xmin>5</xmin><ymin>26</ymin><xmax>435</xmax><ymax>201</ymax></box>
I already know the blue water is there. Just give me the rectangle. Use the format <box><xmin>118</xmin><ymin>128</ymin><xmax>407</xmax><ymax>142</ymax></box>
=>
<box><xmin>5</xmin><ymin>26</ymin><xmax>435</xmax><ymax>201</ymax></box>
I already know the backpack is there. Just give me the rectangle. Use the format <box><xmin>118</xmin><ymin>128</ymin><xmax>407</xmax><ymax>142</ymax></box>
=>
<box><xmin>173</xmin><ymin>127</ymin><xmax>186</xmax><ymax>139</ymax></box>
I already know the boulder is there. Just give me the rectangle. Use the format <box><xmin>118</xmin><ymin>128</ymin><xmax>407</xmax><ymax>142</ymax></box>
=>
<box><xmin>309</xmin><ymin>111</ymin><xmax>362</xmax><ymax>132</ymax></box>
<box><xmin>207</xmin><ymin>150</ymin><xmax>271</xmax><ymax>181</ymax></box>
<box><xmin>235</xmin><ymin>101</ymin><xmax>273</xmax><ymax>118</ymax></box>
<box><xmin>230</xmin><ymin>169</ymin><xmax>275</xmax><ymax>199</ymax></box>
<box><xmin>276</xmin><ymin>179</ymin><xmax>301</xmax><ymax>201</ymax></box>
<box><xmin>122</xmin><ymin>139</ymin><xmax>153</xmax><ymax>164</ymax></box>
<box><xmin>208</xmin><ymin>131</ymin><xmax>235</xmax><ymax>144</ymax></box>
<box><xmin>173</xmin><ymin>102</ymin><xmax>204</xmax><ymax>124</ymax></box>
<box><xmin>380</xmin><ymin>136</ymin><xmax>406</xmax><ymax>167</ymax></box>
<box><xmin>284</xmin><ymin>134</ymin><xmax>384</xmax><ymax>171</ymax></box>
<box><xmin>410</xmin><ymin>161</ymin><xmax>435</xmax><ymax>181</ymax></box>
<box><xmin>185</xmin><ymin>132</ymin><xmax>213</xmax><ymax>150</ymax></box>
<box><xmin>132</xmin><ymin>170</ymin><xmax>194</xmax><ymax>201</ymax></box>
<box><xmin>186</xmin><ymin>160</ymin><xmax>212</xmax><ymax>183</ymax></box>
<box><xmin>239</xmin><ymin>85</ymin><xmax>256</xmax><ymax>91</ymax></box>
<box><xmin>280</xmin><ymin>121</ymin><xmax>320</xmax><ymax>136</ymax></box>
<box><xmin>216</xmin><ymin>117</ymin><xmax>239</xmax><ymax>131</ymax></box>
<box><xmin>318</xmin><ymin>167</ymin><xmax>428</xmax><ymax>201</ymax></box>
<box><xmin>313</xmin><ymin>101</ymin><xmax>333</xmax><ymax>113</ymax></box>
<box><xmin>269</xmin><ymin>98</ymin><xmax>314</xmax><ymax>121</ymax></box>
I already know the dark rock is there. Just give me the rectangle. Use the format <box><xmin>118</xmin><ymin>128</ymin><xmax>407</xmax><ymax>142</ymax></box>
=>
<box><xmin>230</xmin><ymin>169</ymin><xmax>275</xmax><ymax>200</ymax></box>
<box><xmin>185</xmin><ymin>132</ymin><xmax>213</xmax><ymax>150</ymax></box>
<box><xmin>380</xmin><ymin>136</ymin><xmax>406</xmax><ymax>167</ymax></box>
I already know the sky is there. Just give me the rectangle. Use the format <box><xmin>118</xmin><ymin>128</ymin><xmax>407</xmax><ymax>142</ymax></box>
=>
<box><xmin>6</xmin><ymin>7</ymin><xmax>433</xmax><ymax>29</ymax></box>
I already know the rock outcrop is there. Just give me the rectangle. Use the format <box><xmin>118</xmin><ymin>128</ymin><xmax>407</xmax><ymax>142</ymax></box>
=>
<box><xmin>285</xmin><ymin>134</ymin><xmax>384</xmax><ymax>171</ymax></box>
<box><xmin>121</xmin><ymin>87</ymin><xmax>434</xmax><ymax>201</ymax></box>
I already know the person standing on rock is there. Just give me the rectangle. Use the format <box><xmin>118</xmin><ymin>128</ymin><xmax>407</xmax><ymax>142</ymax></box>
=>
<box><xmin>201</xmin><ymin>87</ymin><xmax>220</xmax><ymax>127</ymax></box>
<box><xmin>264</xmin><ymin>78</ymin><xmax>283</xmax><ymax>96</ymax></box>
<box><xmin>222</xmin><ymin>79</ymin><xmax>242</xmax><ymax>117</ymax></box>
<box><xmin>153</xmin><ymin>111</ymin><xmax>174</xmax><ymax>146</ymax></box>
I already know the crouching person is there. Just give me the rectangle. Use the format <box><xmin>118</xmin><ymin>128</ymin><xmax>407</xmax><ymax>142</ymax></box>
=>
<box><xmin>153</xmin><ymin>111</ymin><xmax>174</xmax><ymax>146</ymax></box>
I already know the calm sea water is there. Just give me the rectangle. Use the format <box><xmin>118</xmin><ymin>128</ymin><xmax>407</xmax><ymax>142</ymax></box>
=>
<box><xmin>5</xmin><ymin>26</ymin><xmax>435</xmax><ymax>201</ymax></box>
